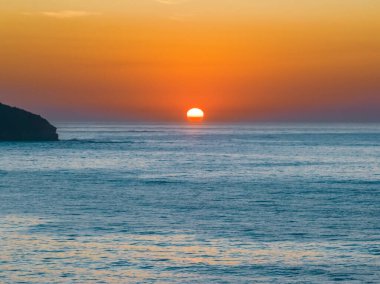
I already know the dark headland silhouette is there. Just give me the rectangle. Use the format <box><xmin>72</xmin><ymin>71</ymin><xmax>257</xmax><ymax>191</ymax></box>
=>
<box><xmin>0</xmin><ymin>103</ymin><xmax>58</xmax><ymax>141</ymax></box>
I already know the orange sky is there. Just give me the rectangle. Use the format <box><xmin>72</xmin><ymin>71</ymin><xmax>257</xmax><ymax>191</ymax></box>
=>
<box><xmin>1</xmin><ymin>0</ymin><xmax>379</xmax><ymax>121</ymax></box>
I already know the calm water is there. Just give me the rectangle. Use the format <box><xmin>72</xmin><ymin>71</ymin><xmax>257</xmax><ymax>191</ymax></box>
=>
<box><xmin>0</xmin><ymin>123</ymin><xmax>379</xmax><ymax>283</ymax></box>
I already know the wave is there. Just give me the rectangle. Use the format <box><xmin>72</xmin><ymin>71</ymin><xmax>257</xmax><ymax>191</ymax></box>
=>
<box><xmin>61</xmin><ymin>139</ymin><xmax>143</xmax><ymax>144</ymax></box>
<box><xmin>322</xmin><ymin>179</ymin><xmax>380</xmax><ymax>185</ymax></box>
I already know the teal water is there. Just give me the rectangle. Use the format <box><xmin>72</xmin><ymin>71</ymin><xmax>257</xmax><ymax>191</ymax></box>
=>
<box><xmin>0</xmin><ymin>123</ymin><xmax>379</xmax><ymax>283</ymax></box>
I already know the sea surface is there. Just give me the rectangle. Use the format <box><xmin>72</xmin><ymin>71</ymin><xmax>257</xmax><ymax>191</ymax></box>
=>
<box><xmin>0</xmin><ymin>123</ymin><xmax>379</xmax><ymax>283</ymax></box>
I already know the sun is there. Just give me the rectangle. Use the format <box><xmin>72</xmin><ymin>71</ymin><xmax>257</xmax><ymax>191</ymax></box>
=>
<box><xmin>187</xmin><ymin>108</ymin><xmax>204</xmax><ymax>122</ymax></box>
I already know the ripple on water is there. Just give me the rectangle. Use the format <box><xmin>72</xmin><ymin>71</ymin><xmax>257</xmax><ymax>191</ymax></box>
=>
<box><xmin>0</xmin><ymin>216</ymin><xmax>379</xmax><ymax>283</ymax></box>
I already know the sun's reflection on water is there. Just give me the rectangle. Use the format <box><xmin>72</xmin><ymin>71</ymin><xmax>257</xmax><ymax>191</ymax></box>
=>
<box><xmin>1</xmin><ymin>215</ymin><xmax>378</xmax><ymax>283</ymax></box>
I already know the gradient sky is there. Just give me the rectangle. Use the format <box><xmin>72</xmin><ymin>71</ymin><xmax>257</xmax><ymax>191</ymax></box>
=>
<box><xmin>1</xmin><ymin>0</ymin><xmax>379</xmax><ymax>121</ymax></box>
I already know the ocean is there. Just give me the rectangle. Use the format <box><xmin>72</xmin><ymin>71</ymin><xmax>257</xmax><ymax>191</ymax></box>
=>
<box><xmin>0</xmin><ymin>123</ymin><xmax>379</xmax><ymax>283</ymax></box>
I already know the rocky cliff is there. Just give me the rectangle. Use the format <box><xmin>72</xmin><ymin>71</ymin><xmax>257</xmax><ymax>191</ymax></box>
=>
<box><xmin>0</xmin><ymin>103</ymin><xmax>58</xmax><ymax>141</ymax></box>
